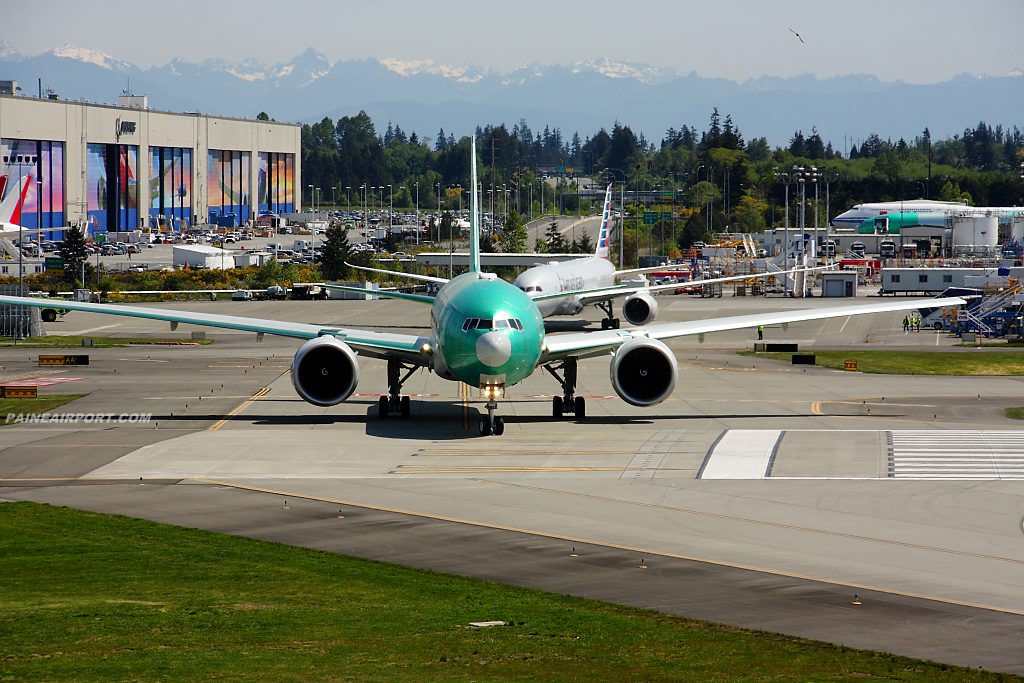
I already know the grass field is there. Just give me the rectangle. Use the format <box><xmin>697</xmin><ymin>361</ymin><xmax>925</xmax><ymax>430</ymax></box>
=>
<box><xmin>0</xmin><ymin>502</ymin><xmax>1014</xmax><ymax>682</ymax></box>
<box><xmin>741</xmin><ymin>349</ymin><xmax>1024</xmax><ymax>375</ymax></box>
<box><xmin>0</xmin><ymin>335</ymin><xmax>213</xmax><ymax>348</ymax></box>
<box><xmin>1005</xmin><ymin>407</ymin><xmax>1024</xmax><ymax>420</ymax></box>
<box><xmin>0</xmin><ymin>393</ymin><xmax>87</xmax><ymax>423</ymax></box>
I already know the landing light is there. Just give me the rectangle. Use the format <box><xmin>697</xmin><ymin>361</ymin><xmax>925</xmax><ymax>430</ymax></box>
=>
<box><xmin>421</xmin><ymin>343</ymin><xmax>432</xmax><ymax>354</ymax></box>
<box><xmin>481</xmin><ymin>384</ymin><xmax>504</xmax><ymax>399</ymax></box>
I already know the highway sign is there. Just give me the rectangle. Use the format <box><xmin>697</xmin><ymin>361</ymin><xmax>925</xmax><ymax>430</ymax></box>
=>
<box><xmin>643</xmin><ymin>212</ymin><xmax>675</xmax><ymax>224</ymax></box>
<box><xmin>44</xmin><ymin>257</ymin><xmax>64</xmax><ymax>275</ymax></box>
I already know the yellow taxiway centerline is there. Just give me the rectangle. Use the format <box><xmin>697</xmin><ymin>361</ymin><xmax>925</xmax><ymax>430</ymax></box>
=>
<box><xmin>208</xmin><ymin>387</ymin><xmax>269</xmax><ymax>431</ymax></box>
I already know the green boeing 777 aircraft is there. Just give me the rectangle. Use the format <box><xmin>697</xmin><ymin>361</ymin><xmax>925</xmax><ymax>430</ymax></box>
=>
<box><xmin>0</xmin><ymin>139</ymin><xmax>964</xmax><ymax>436</ymax></box>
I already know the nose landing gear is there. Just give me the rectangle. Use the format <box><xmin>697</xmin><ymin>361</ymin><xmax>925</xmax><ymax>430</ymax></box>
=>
<box><xmin>544</xmin><ymin>356</ymin><xmax>585</xmax><ymax>419</ymax></box>
<box><xmin>479</xmin><ymin>401</ymin><xmax>505</xmax><ymax>436</ymax></box>
<box><xmin>479</xmin><ymin>385</ymin><xmax>505</xmax><ymax>436</ymax></box>
<box><xmin>378</xmin><ymin>357</ymin><xmax>417</xmax><ymax>419</ymax></box>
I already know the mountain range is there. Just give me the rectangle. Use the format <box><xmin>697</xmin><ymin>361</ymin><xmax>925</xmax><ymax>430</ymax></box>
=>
<box><xmin>2</xmin><ymin>43</ymin><xmax>1021</xmax><ymax>148</ymax></box>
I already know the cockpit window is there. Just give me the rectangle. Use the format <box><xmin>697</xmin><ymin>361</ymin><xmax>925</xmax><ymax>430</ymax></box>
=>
<box><xmin>463</xmin><ymin>318</ymin><xmax>523</xmax><ymax>331</ymax></box>
<box><xmin>518</xmin><ymin>286</ymin><xmax>542</xmax><ymax>293</ymax></box>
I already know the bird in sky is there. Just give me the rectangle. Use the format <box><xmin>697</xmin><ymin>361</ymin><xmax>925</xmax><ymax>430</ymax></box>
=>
<box><xmin>789</xmin><ymin>28</ymin><xmax>805</xmax><ymax>43</ymax></box>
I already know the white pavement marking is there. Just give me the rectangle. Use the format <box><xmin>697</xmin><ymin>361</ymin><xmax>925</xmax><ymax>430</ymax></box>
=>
<box><xmin>699</xmin><ymin>430</ymin><xmax>782</xmax><ymax>479</ymax></box>
<box><xmin>51</xmin><ymin>323</ymin><xmax>123</xmax><ymax>337</ymax></box>
<box><xmin>891</xmin><ymin>430</ymin><xmax>1024</xmax><ymax>480</ymax></box>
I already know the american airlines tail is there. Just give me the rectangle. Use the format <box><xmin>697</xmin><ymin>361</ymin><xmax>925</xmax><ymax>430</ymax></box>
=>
<box><xmin>469</xmin><ymin>138</ymin><xmax>481</xmax><ymax>273</ymax></box>
<box><xmin>0</xmin><ymin>173</ymin><xmax>32</xmax><ymax>224</ymax></box>
<box><xmin>595</xmin><ymin>182</ymin><xmax>612</xmax><ymax>260</ymax></box>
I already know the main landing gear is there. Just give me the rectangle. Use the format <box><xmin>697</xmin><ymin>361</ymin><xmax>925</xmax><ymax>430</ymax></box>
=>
<box><xmin>378</xmin><ymin>357</ymin><xmax>415</xmax><ymax>419</ymax></box>
<box><xmin>597</xmin><ymin>301</ymin><xmax>620</xmax><ymax>330</ymax></box>
<box><xmin>544</xmin><ymin>356</ymin><xmax>586</xmax><ymax>419</ymax></box>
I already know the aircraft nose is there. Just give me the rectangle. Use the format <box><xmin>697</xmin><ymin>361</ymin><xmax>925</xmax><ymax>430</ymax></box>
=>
<box><xmin>475</xmin><ymin>331</ymin><xmax>512</xmax><ymax>367</ymax></box>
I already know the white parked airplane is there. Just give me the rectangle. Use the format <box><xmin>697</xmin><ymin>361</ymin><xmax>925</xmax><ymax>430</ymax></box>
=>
<box><xmin>342</xmin><ymin>184</ymin><xmax>828</xmax><ymax>329</ymax></box>
<box><xmin>832</xmin><ymin>200</ymin><xmax>1024</xmax><ymax>229</ymax></box>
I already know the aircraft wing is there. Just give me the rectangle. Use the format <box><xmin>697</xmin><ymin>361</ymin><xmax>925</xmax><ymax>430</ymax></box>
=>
<box><xmin>614</xmin><ymin>264</ymin><xmax>691</xmax><ymax>277</ymax></box>
<box><xmin>542</xmin><ymin>296</ymin><xmax>966</xmax><ymax>362</ymax></box>
<box><xmin>0</xmin><ymin>295</ymin><xmax>432</xmax><ymax>362</ymax></box>
<box><xmin>346</xmin><ymin>262</ymin><xmax>449</xmax><ymax>284</ymax></box>
<box><xmin>533</xmin><ymin>265</ymin><xmax>834</xmax><ymax>308</ymax></box>
<box><xmin>320</xmin><ymin>283</ymin><xmax>435</xmax><ymax>304</ymax></box>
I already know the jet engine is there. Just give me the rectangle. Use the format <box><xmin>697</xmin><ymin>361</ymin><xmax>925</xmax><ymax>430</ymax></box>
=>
<box><xmin>609</xmin><ymin>337</ymin><xmax>677</xmax><ymax>407</ymax></box>
<box><xmin>290</xmin><ymin>336</ymin><xmax>360</xmax><ymax>406</ymax></box>
<box><xmin>622</xmin><ymin>292</ymin><xmax>659</xmax><ymax>326</ymax></box>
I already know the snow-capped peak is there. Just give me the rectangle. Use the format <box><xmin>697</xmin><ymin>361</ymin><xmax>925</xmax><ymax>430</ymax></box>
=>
<box><xmin>46</xmin><ymin>45</ymin><xmax>130</xmax><ymax>72</ymax></box>
<box><xmin>380</xmin><ymin>58</ymin><xmax>489</xmax><ymax>83</ymax></box>
<box><xmin>0</xmin><ymin>41</ymin><xmax>21</xmax><ymax>60</ymax></box>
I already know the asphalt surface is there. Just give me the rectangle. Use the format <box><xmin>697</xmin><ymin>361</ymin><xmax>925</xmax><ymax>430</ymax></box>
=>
<box><xmin>3</xmin><ymin>292</ymin><xmax>1024</xmax><ymax>673</ymax></box>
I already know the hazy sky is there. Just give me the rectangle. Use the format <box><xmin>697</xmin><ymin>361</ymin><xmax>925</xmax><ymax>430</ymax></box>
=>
<box><xmin>6</xmin><ymin>0</ymin><xmax>1023</xmax><ymax>83</ymax></box>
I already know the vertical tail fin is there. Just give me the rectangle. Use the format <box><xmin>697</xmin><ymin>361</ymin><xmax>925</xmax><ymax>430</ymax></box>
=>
<box><xmin>0</xmin><ymin>174</ymin><xmax>33</xmax><ymax>225</ymax></box>
<box><xmin>595</xmin><ymin>182</ymin><xmax>612</xmax><ymax>259</ymax></box>
<box><xmin>469</xmin><ymin>138</ymin><xmax>481</xmax><ymax>273</ymax></box>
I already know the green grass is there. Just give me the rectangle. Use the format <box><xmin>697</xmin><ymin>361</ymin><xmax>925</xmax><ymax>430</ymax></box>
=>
<box><xmin>741</xmin><ymin>349</ymin><xmax>1024</xmax><ymax>375</ymax></box>
<box><xmin>0</xmin><ymin>335</ymin><xmax>214</xmax><ymax>348</ymax></box>
<box><xmin>0</xmin><ymin>502</ymin><xmax>1013</xmax><ymax>682</ymax></box>
<box><xmin>1004</xmin><ymin>407</ymin><xmax>1024</xmax><ymax>420</ymax></box>
<box><xmin>0</xmin><ymin>393</ymin><xmax>87</xmax><ymax>422</ymax></box>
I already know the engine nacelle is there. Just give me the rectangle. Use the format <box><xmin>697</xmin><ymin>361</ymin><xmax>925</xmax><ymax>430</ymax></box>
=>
<box><xmin>290</xmin><ymin>336</ymin><xmax>360</xmax><ymax>406</ymax></box>
<box><xmin>622</xmin><ymin>292</ymin><xmax>659</xmax><ymax>326</ymax></box>
<box><xmin>609</xmin><ymin>337</ymin><xmax>677</xmax><ymax>407</ymax></box>
<box><xmin>431</xmin><ymin>353</ymin><xmax>458</xmax><ymax>381</ymax></box>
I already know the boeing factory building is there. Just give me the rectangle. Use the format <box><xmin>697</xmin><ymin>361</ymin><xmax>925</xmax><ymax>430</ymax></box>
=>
<box><xmin>0</xmin><ymin>86</ymin><xmax>301</xmax><ymax>239</ymax></box>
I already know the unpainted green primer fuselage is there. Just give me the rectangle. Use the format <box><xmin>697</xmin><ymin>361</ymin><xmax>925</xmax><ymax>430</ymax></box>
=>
<box><xmin>432</xmin><ymin>272</ymin><xmax>544</xmax><ymax>388</ymax></box>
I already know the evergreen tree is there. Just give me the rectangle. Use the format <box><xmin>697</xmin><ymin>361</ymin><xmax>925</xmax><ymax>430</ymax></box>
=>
<box><xmin>319</xmin><ymin>224</ymin><xmax>352</xmax><ymax>280</ymax></box>
<box><xmin>577</xmin><ymin>232</ymin><xmax>594</xmax><ymax>255</ymax></box>
<box><xmin>721</xmin><ymin>115</ymin><xmax>744</xmax><ymax>150</ymax></box>
<box><xmin>498</xmin><ymin>210</ymin><xmax>527</xmax><ymax>253</ymax></box>
<box><xmin>806</xmin><ymin>127</ymin><xmax>825</xmax><ymax>159</ymax></box>
<box><xmin>707</xmin><ymin>108</ymin><xmax>722</xmax><ymax>148</ymax></box>
<box><xmin>545</xmin><ymin>219</ymin><xmax>568</xmax><ymax>252</ymax></box>
<box><xmin>59</xmin><ymin>225</ymin><xmax>88</xmax><ymax>285</ymax></box>
<box><xmin>789</xmin><ymin>130</ymin><xmax>806</xmax><ymax>157</ymax></box>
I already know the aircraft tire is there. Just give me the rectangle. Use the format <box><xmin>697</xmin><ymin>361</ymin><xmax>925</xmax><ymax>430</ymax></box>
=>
<box><xmin>479</xmin><ymin>415</ymin><xmax>493</xmax><ymax>436</ymax></box>
<box><xmin>400</xmin><ymin>395</ymin><xmax>411</xmax><ymax>418</ymax></box>
<box><xmin>552</xmin><ymin>396</ymin><xmax>563</xmax><ymax>418</ymax></box>
<box><xmin>601</xmin><ymin>319</ymin><xmax>609</xmax><ymax>330</ymax></box>
<box><xmin>574</xmin><ymin>396</ymin><xmax>586</xmax><ymax>419</ymax></box>
<box><xmin>493</xmin><ymin>416</ymin><xmax>505</xmax><ymax>435</ymax></box>
<box><xmin>378</xmin><ymin>396</ymin><xmax>389</xmax><ymax>419</ymax></box>
<box><xmin>613</xmin><ymin>318</ymin><xmax>620</xmax><ymax>329</ymax></box>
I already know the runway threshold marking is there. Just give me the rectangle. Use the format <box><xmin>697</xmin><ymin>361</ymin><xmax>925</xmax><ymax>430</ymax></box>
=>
<box><xmin>189</xmin><ymin>477</ymin><xmax>1024</xmax><ymax>618</ymax></box>
<box><xmin>480</xmin><ymin>480</ymin><xmax>1024</xmax><ymax>568</ymax></box>
<box><xmin>208</xmin><ymin>387</ymin><xmax>270</xmax><ymax>431</ymax></box>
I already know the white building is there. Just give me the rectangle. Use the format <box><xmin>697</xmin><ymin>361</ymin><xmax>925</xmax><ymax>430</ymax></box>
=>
<box><xmin>0</xmin><ymin>92</ymin><xmax>301</xmax><ymax>239</ymax></box>
<box><xmin>173</xmin><ymin>245</ymin><xmax>236</xmax><ymax>270</ymax></box>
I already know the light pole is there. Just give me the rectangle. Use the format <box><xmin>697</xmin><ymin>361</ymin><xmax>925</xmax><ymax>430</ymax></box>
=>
<box><xmin>346</xmin><ymin>186</ymin><xmax>350</xmax><ymax>212</ymax></box>
<box><xmin>308</xmin><ymin>184</ymin><xmax>313</xmax><ymax>213</ymax></box>
<box><xmin>414</xmin><ymin>182</ymin><xmax>419</xmax><ymax>245</ymax></box>
<box><xmin>773</xmin><ymin>167</ymin><xmax>795</xmax><ymax>294</ymax></box>
<box><xmin>388</xmin><ymin>184</ymin><xmax>393</xmax><ymax>239</ymax></box>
